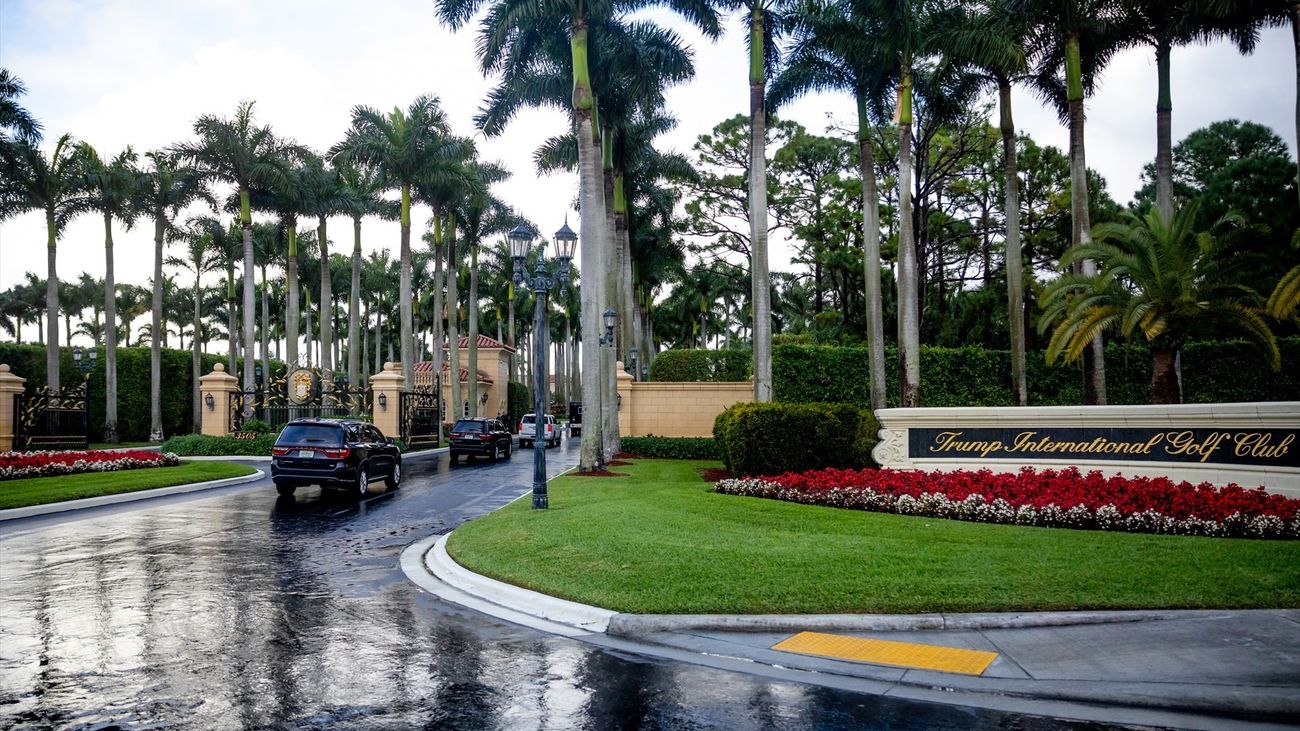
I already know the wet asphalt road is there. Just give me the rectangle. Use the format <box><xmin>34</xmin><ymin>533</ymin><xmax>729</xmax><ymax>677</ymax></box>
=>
<box><xmin>0</xmin><ymin>441</ymin><xmax>1131</xmax><ymax>730</ymax></box>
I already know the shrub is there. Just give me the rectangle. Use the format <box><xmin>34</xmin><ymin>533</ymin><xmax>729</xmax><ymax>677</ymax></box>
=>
<box><xmin>620</xmin><ymin>436</ymin><xmax>718</xmax><ymax>460</ymax></box>
<box><xmin>649</xmin><ymin>349</ymin><xmax>750</xmax><ymax>382</ymax></box>
<box><xmin>772</xmin><ymin>338</ymin><xmax>1300</xmax><ymax>408</ymax></box>
<box><xmin>160</xmin><ymin>433</ymin><xmax>277</xmax><ymax>457</ymax></box>
<box><xmin>713</xmin><ymin>402</ymin><xmax>877</xmax><ymax>476</ymax></box>
<box><xmin>507</xmin><ymin>381</ymin><xmax>530</xmax><ymax>432</ymax></box>
<box><xmin>240</xmin><ymin>419</ymin><xmax>275</xmax><ymax>434</ymax></box>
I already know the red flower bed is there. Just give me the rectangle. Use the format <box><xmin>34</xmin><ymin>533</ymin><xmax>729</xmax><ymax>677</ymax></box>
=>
<box><xmin>715</xmin><ymin>467</ymin><xmax>1300</xmax><ymax>540</ymax></box>
<box><xmin>0</xmin><ymin>450</ymin><xmax>179</xmax><ymax>481</ymax></box>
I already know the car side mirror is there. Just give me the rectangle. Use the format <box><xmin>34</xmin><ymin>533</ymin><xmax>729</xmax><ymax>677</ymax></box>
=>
<box><xmin>386</xmin><ymin>437</ymin><xmax>394</xmax><ymax>445</ymax></box>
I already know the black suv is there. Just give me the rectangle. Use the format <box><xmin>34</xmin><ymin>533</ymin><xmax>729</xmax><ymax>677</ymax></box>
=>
<box><xmin>271</xmin><ymin>419</ymin><xmax>401</xmax><ymax>498</ymax></box>
<box><xmin>449</xmin><ymin>418</ymin><xmax>513</xmax><ymax>463</ymax></box>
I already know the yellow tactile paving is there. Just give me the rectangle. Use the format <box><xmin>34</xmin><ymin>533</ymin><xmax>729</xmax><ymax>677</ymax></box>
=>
<box><xmin>772</xmin><ymin>631</ymin><xmax>998</xmax><ymax>676</ymax></box>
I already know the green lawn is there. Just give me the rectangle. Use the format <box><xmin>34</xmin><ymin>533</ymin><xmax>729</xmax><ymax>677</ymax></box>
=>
<box><xmin>448</xmin><ymin>459</ymin><xmax>1300</xmax><ymax>614</ymax></box>
<box><xmin>0</xmin><ymin>461</ymin><xmax>257</xmax><ymax>510</ymax></box>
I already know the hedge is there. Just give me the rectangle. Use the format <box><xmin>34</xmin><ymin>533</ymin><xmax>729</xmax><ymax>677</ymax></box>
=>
<box><xmin>772</xmin><ymin>339</ymin><xmax>1300</xmax><ymax>408</ymax></box>
<box><xmin>160</xmin><ymin>433</ymin><xmax>278</xmax><ymax>456</ymax></box>
<box><xmin>713</xmin><ymin>402</ymin><xmax>879</xmax><ymax>476</ymax></box>
<box><xmin>0</xmin><ymin>343</ymin><xmax>267</xmax><ymax>443</ymax></box>
<box><xmin>619</xmin><ymin>436</ymin><xmax>718</xmax><ymax>460</ymax></box>
<box><xmin>649</xmin><ymin>349</ymin><xmax>751</xmax><ymax>382</ymax></box>
<box><xmin>507</xmin><ymin>381</ymin><xmax>530</xmax><ymax>432</ymax></box>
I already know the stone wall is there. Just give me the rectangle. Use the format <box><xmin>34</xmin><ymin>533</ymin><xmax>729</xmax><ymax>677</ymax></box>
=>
<box><xmin>616</xmin><ymin>368</ymin><xmax>752</xmax><ymax>438</ymax></box>
<box><xmin>872</xmin><ymin>403</ymin><xmax>1300</xmax><ymax>497</ymax></box>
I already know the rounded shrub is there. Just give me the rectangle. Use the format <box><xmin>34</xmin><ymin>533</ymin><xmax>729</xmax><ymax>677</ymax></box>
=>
<box><xmin>715</xmin><ymin>402</ymin><xmax>878</xmax><ymax>476</ymax></box>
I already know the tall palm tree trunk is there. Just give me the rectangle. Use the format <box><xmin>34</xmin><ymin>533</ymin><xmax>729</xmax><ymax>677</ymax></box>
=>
<box><xmin>1066</xmin><ymin>35</ymin><xmax>1106</xmax><ymax>404</ymax></box>
<box><xmin>1154</xmin><ymin>38</ymin><xmax>1174</xmax><ymax>222</ymax></box>
<box><xmin>260</xmin><ymin>265</ymin><xmax>269</xmax><ymax>391</ymax></box>
<box><xmin>468</xmin><ymin>241</ymin><xmax>480</xmax><ymax>417</ymax></box>
<box><xmin>150</xmin><ymin>216</ymin><xmax>165</xmax><ymax>441</ymax></box>
<box><xmin>896</xmin><ymin>64</ymin><xmax>921</xmax><ymax>408</ymax></box>
<box><xmin>399</xmin><ymin>184</ymin><xmax>415</xmax><ymax>387</ymax></box>
<box><xmin>192</xmin><ymin>278</ymin><xmax>202</xmax><ymax>433</ymax></box>
<box><xmin>572</xmin><ymin>15</ymin><xmax>605</xmax><ymax>472</ymax></box>
<box><xmin>286</xmin><ymin>224</ymin><xmax>300</xmax><ymax>365</ymax></box>
<box><xmin>45</xmin><ymin>209</ymin><xmax>60</xmax><ymax>394</ymax></box>
<box><xmin>1000</xmin><ymin>82</ymin><xmax>1028</xmax><ymax>406</ymax></box>
<box><xmin>857</xmin><ymin>93</ymin><xmax>887</xmax><ymax>411</ymax></box>
<box><xmin>432</xmin><ymin>215</ymin><xmax>445</xmax><ymax>388</ymax></box>
<box><xmin>349</xmin><ymin>216</ymin><xmax>362</xmax><ymax>390</ymax></box>
<box><xmin>239</xmin><ymin>190</ymin><xmax>256</xmax><ymax>409</ymax></box>
<box><xmin>226</xmin><ymin>266</ymin><xmax>236</xmax><ymax>374</ymax></box>
<box><xmin>1291</xmin><ymin>5</ymin><xmax>1299</xmax><ymax>209</ymax></box>
<box><xmin>304</xmin><ymin>287</ymin><xmax>314</xmax><ymax>366</ymax></box>
<box><xmin>601</xmin><ymin>128</ymin><xmax>619</xmax><ymax>459</ymax></box>
<box><xmin>103</xmin><ymin>213</ymin><xmax>119</xmax><ymax>443</ymax></box>
<box><xmin>447</xmin><ymin>214</ymin><xmax>462</xmax><ymax>419</ymax></box>
<box><xmin>318</xmin><ymin>216</ymin><xmax>333</xmax><ymax>385</ymax></box>
<box><xmin>749</xmin><ymin>6</ymin><xmax>773</xmax><ymax>403</ymax></box>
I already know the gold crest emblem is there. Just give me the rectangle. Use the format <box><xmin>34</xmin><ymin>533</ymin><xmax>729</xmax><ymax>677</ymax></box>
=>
<box><xmin>288</xmin><ymin>369</ymin><xmax>315</xmax><ymax>404</ymax></box>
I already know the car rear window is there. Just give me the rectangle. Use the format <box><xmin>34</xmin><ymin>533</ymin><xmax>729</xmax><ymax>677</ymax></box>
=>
<box><xmin>453</xmin><ymin>420</ymin><xmax>484</xmax><ymax>432</ymax></box>
<box><xmin>277</xmin><ymin>424</ymin><xmax>344</xmax><ymax>446</ymax></box>
<box><xmin>521</xmin><ymin>415</ymin><xmax>535</xmax><ymax>424</ymax></box>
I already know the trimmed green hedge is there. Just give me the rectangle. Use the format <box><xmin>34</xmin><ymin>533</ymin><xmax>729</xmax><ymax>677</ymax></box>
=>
<box><xmin>507</xmin><ymin>381</ymin><xmax>530</xmax><ymax>432</ymax></box>
<box><xmin>0</xmin><ymin>343</ymin><xmax>265</xmax><ymax>443</ymax></box>
<box><xmin>649</xmin><ymin>349</ymin><xmax>751</xmax><ymax>382</ymax></box>
<box><xmin>619</xmin><ymin>436</ymin><xmax>718</xmax><ymax>460</ymax></box>
<box><xmin>714</xmin><ymin>402</ymin><xmax>879</xmax><ymax>476</ymax></box>
<box><xmin>160</xmin><ymin>433</ymin><xmax>277</xmax><ymax>456</ymax></box>
<box><xmin>772</xmin><ymin>339</ymin><xmax>1300</xmax><ymax>408</ymax></box>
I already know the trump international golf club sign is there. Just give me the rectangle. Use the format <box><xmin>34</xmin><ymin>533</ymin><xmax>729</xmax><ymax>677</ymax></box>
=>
<box><xmin>912</xmin><ymin>428</ymin><xmax>1297</xmax><ymax>467</ymax></box>
<box><xmin>872</xmin><ymin>403</ymin><xmax>1300</xmax><ymax>497</ymax></box>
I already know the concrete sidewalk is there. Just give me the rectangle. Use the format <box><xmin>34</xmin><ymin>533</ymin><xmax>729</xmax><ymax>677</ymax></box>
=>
<box><xmin>401</xmin><ymin>533</ymin><xmax>1300</xmax><ymax>731</ymax></box>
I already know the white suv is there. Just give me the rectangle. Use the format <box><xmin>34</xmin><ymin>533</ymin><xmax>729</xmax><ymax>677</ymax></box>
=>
<box><xmin>518</xmin><ymin>414</ymin><xmax>559</xmax><ymax>448</ymax></box>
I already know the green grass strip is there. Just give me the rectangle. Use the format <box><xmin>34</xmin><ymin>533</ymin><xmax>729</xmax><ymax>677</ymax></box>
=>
<box><xmin>0</xmin><ymin>461</ymin><xmax>257</xmax><ymax>510</ymax></box>
<box><xmin>447</xmin><ymin>459</ymin><xmax>1300</xmax><ymax>615</ymax></box>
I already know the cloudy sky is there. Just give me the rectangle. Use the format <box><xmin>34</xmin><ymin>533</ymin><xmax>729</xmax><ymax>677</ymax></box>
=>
<box><xmin>0</xmin><ymin>0</ymin><xmax>1293</xmax><ymax>345</ymax></box>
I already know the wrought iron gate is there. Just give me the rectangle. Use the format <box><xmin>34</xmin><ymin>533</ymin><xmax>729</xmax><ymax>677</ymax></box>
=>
<box><xmin>14</xmin><ymin>381</ymin><xmax>89</xmax><ymax>451</ymax></box>
<box><xmin>230</xmin><ymin>368</ymin><xmax>371</xmax><ymax>432</ymax></box>
<box><xmin>400</xmin><ymin>390</ymin><xmax>440</xmax><ymax>448</ymax></box>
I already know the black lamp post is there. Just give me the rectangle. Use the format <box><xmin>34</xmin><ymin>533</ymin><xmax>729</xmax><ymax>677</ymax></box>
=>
<box><xmin>511</xmin><ymin>220</ymin><xmax>576</xmax><ymax>509</ymax></box>
<box><xmin>629</xmin><ymin>345</ymin><xmax>638</xmax><ymax>381</ymax></box>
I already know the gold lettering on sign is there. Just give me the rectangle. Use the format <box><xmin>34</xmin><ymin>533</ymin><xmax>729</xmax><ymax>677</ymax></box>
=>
<box><xmin>1234</xmin><ymin>432</ymin><xmax>1294</xmax><ymax>459</ymax></box>
<box><xmin>932</xmin><ymin>431</ymin><xmax>1005</xmax><ymax>458</ymax></box>
<box><xmin>924</xmin><ymin>429</ymin><xmax>1291</xmax><ymax>463</ymax></box>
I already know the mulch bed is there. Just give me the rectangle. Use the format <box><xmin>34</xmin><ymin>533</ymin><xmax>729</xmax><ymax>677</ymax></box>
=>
<box><xmin>696</xmin><ymin>467</ymin><xmax>732</xmax><ymax>482</ymax></box>
<box><xmin>607</xmin><ymin>460</ymin><xmax>633</xmax><ymax>467</ymax></box>
<box><xmin>574</xmin><ymin>469</ymin><xmax>628</xmax><ymax>477</ymax></box>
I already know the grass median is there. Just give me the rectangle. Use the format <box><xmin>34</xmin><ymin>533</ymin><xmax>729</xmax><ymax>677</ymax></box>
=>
<box><xmin>0</xmin><ymin>461</ymin><xmax>257</xmax><ymax>510</ymax></box>
<box><xmin>447</xmin><ymin>458</ymin><xmax>1300</xmax><ymax>614</ymax></box>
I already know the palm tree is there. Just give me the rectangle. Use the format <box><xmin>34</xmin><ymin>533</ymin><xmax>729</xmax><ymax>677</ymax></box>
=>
<box><xmin>80</xmin><ymin>143</ymin><xmax>144</xmax><ymax>443</ymax></box>
<box><xmin>770</xmin><ymin>0</ymin><xmax>895</xmax><ymax>409</ymax></box>
<box><xmin>251</xmin><ymin>161</ymin><xmax>311</xmax><ymax>367</ymax></box>
<box><xmin>300</xmin><ymin>153</ymin><xmax>344</xmax><ymax>383</ymax></box>
<box><xmin>177</xmin><ymin>101</ymin><xmax>302</xmax><ymax>400</ymax></box>
<box><xmin>0</xmin><ymin>68</ymin><xmax>41</xmax><ymax>145</ymax></box>
<box><xmin>1011</xmin><ymin>0</ymin><xmax>1122</xmax><ymax>404</ymax></box>
<box><xmin>141</xmin><ymin>151</ymin><xmax>209</xmax><ymax>440</ymax></box>
<box><xmin>332</xmin><ymin>95</ymin><xmax>470</xmax><ymax>388</ymax></box>
<box><xmin>1041</xmin><ymin>203</ymin><xmax>1278</xmax><ymax>403</ymax></box>
<box><xmin>455</xmin><ymin>162</ymin><xmax>511</xmax><ymax>416</ymax></box>
<box><xmin>337</xmin><ymin>161</ymin><xmax>394</xmax><ymax>388</ymax></box>
<box><xmin>936</xmin><ymin>3</ymin><xmax>1038</xmax><ymax>405</ymax></box>
<box><xmin>171</xmin><ymin>218</ymin><xmax>226</xmax><ymax>431</ymax></box>
<box><xmin>0</xmin><ymin>134</ymin><xmax>91</xmax><ymax>392</ymax></box>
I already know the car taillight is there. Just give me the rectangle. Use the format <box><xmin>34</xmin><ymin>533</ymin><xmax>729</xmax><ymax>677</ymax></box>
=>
<box><xmin>450</xmin><ymin>432</ymin><xmax>460</xmax><ymax>439</ymax></box>
<box><xmin>272</xmin><ymin>447</ymin><xmax>291</xmax><ymax>456</ymax></box>
<box><xmin>518</xmin><ymin>422</ymin><xmax>524</xmax><ymax>432</ymax></box>
<box><xmin>321</xmin><ymin>447</ymin><xmax>350</xmax><ymax>459</ymax></box>
<box><xmin>478</xmin><ymin>434</ymin><xmax>492</xmax><ymax>440</ymax></box>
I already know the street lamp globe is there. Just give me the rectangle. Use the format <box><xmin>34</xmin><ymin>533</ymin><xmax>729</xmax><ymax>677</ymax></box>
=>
<box><xmin>508</xmin><ymin>223</ymin><xmax>534</xmax><ymax>263</ymax></box>
<box><xmin>553</xmin><ymin>220</ymin><xmax>577</xmax><ymax>263</ymax></box>
<box><xmin>602</xmin><ymin>308</ymin><xmax>617</xmax><ymax>343</ymax></box>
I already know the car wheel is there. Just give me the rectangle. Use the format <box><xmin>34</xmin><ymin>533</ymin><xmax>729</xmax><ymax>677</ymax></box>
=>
<box><xmin>491</xmin><ymin>444</ymin><xmax>500</xmax><ymax>461</ymax></box>
<box><xmin>385</xmin><ymin>460</ymin><xmax>402</xmax><ymax>489</ymax></box>
<box><xmin>275</xmin><ymin>483</ymin><xmax>295</xmax><ymax>497</ymax></box>
<box><xmin>449</xmin><ymin>450</ymin><xmax>460</xmax><ymax>463</ymax></box>
<box><xmin>504</xmin><ymin>441</ymin><xmax>512</xmax><ymax>458</ymax></box>
<box><xmin>356</xmin><ymin>466</ymin><xmax>370</xmax><ymax>498</ymax></box>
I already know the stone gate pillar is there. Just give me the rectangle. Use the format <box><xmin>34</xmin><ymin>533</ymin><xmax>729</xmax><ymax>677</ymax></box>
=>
<box><xmin>199</xmin><ymin>363</ymin><xmax>239</xmax><ymax>437</ymax></box>
<box><xmin>370</xmin><ymin>362</ymin><xmax>405</xmax><ymax>440</ymax></box>
<box><xmin>0</xmin><ymin>365</ymin><xmax>26</xmax><ymax>452</ymax></box>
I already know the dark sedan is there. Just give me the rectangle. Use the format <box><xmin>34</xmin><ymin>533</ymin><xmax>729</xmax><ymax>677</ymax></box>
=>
<box><xmin>271</xmin><ymin>419</ymin><xmax>401</xmax><ymax>498</ymax></box>
<box><xmin>449</xmin><ymin>418</ymin><xmax>513</xmax><ymax>463</ymax></box>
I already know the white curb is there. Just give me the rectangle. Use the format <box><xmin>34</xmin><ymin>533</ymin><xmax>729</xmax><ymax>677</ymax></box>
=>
<box><xmin>0</xmin><ymin>469</ymin><xmax>265</xmax><ymax>521</ymax></box>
